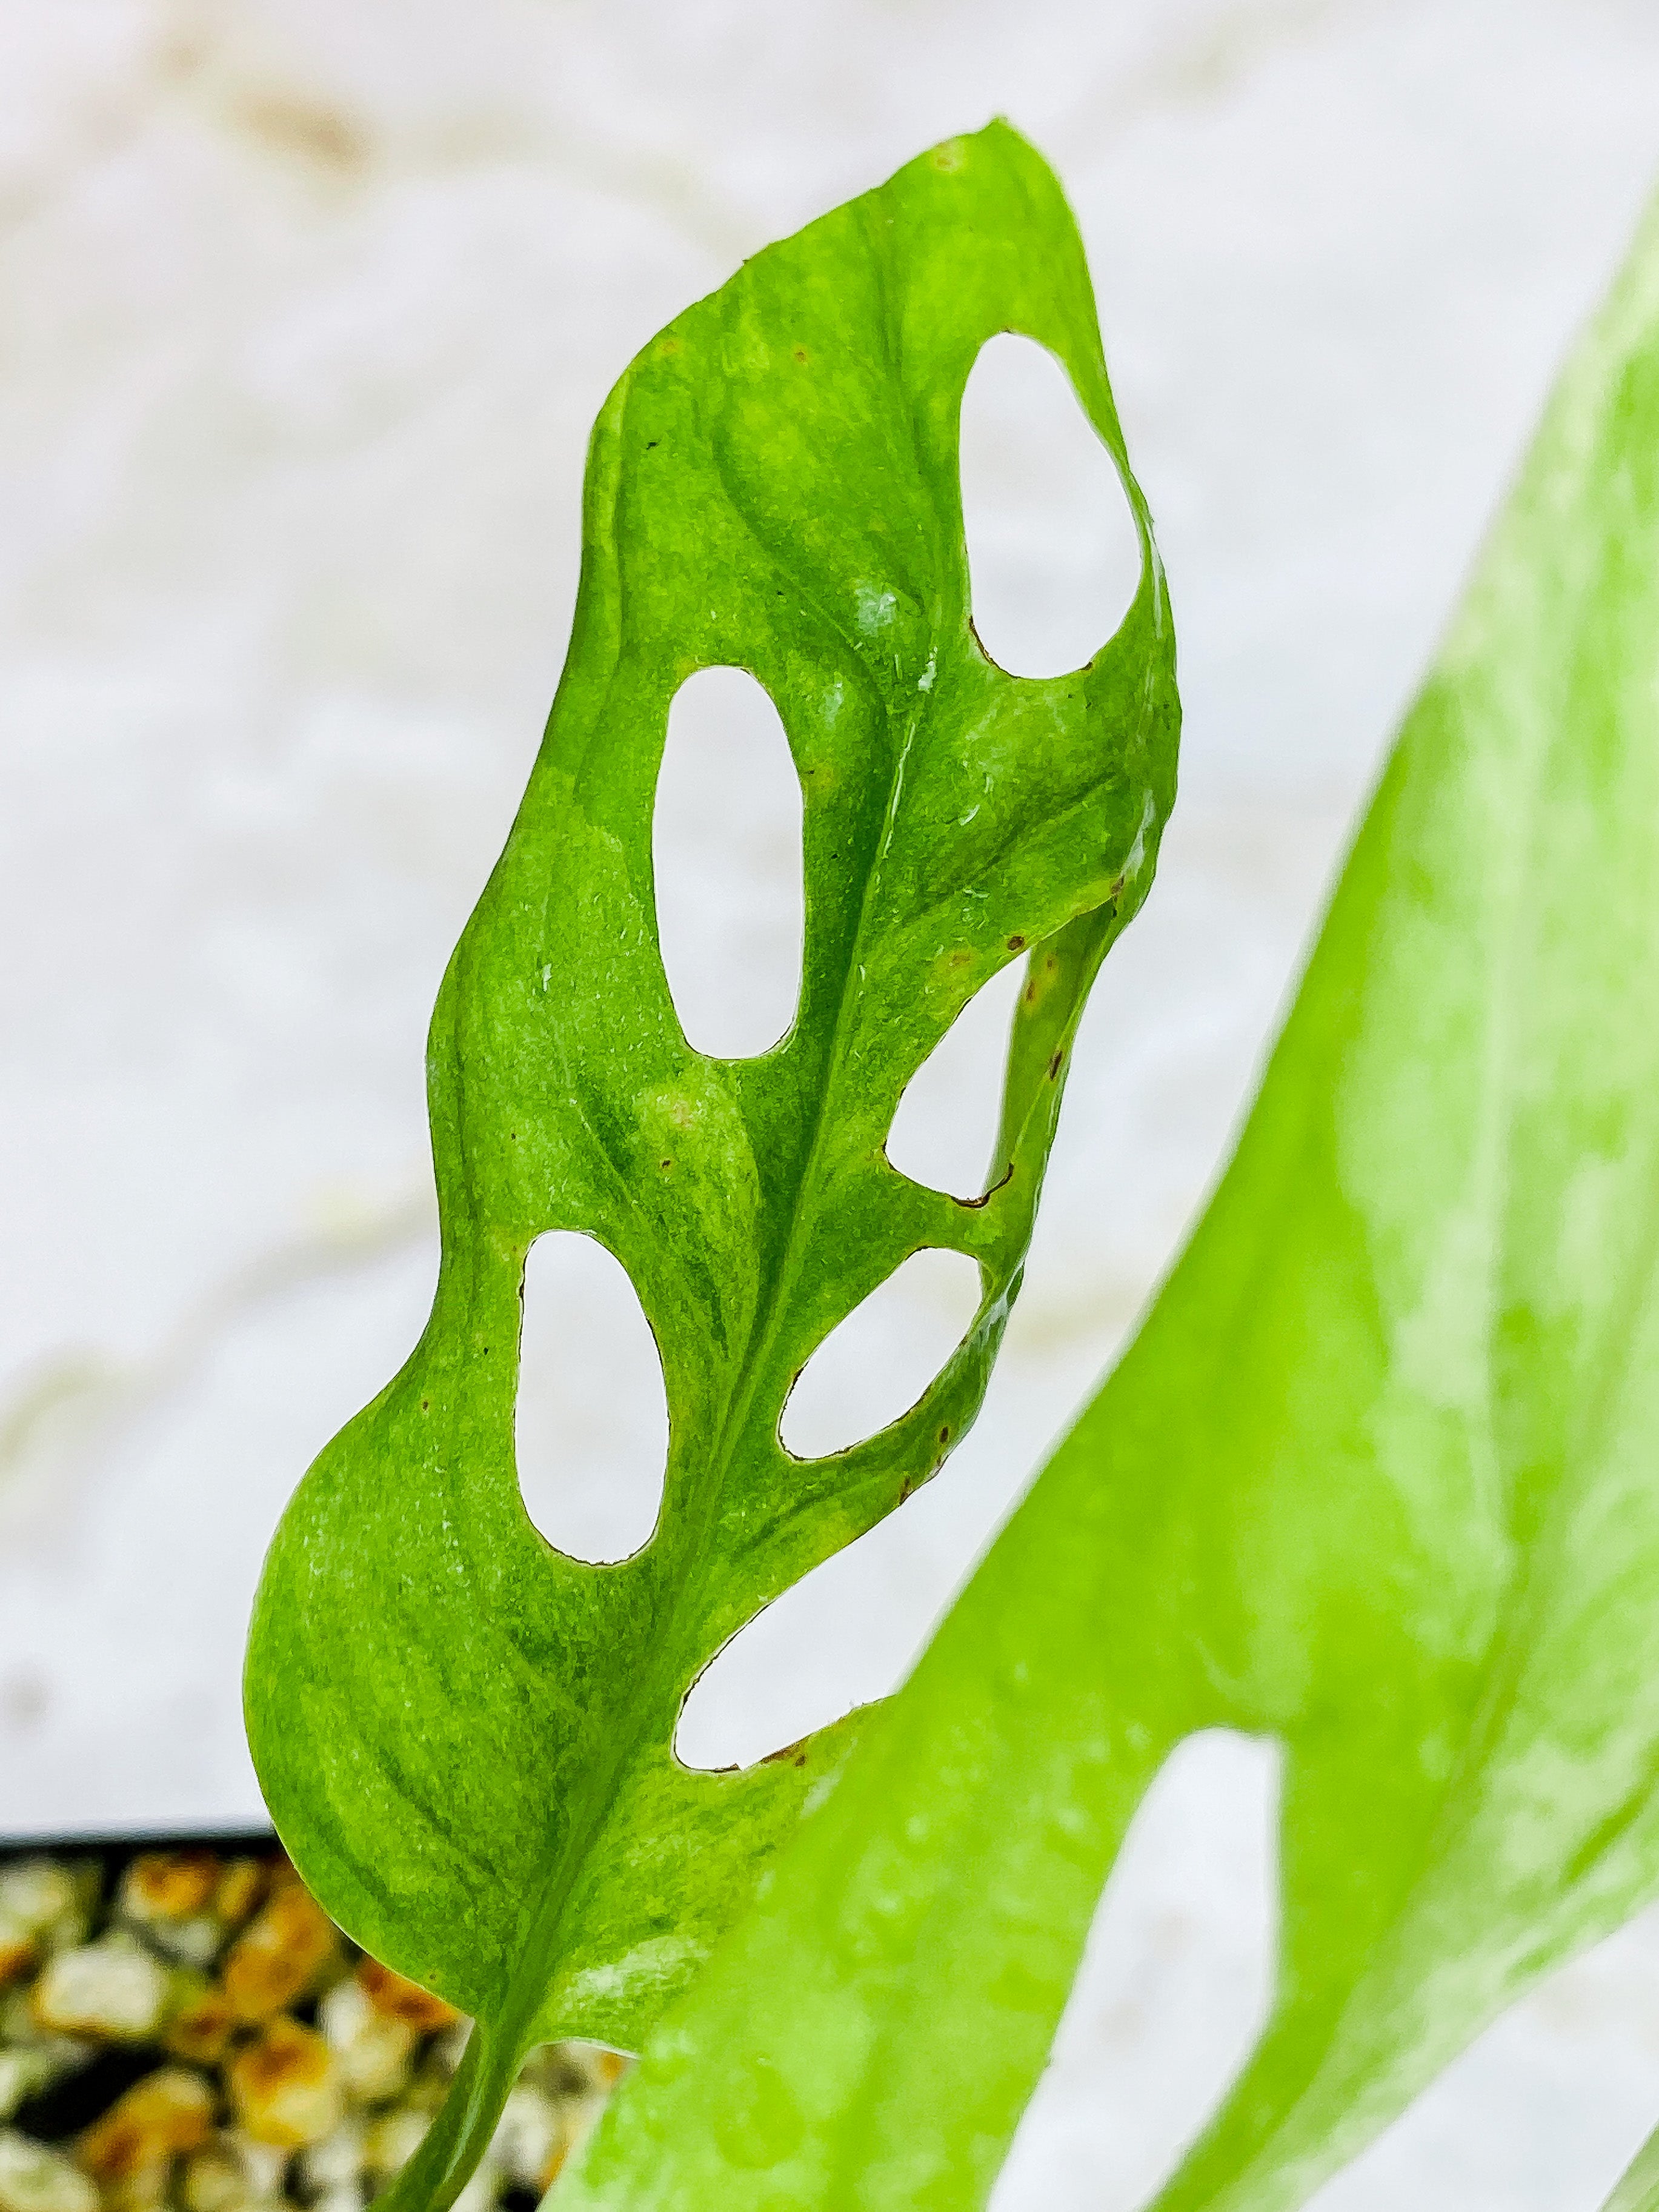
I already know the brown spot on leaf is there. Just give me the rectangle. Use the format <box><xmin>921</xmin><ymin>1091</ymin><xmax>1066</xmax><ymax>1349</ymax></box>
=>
<box><xmin>357</xmin><ymin>1956</ymin><xmax>460</xmax><ymax>2031</ymax></box>
<box><xmin>955</xmin><ymin>1160</ymin><xmax>1012</xmax><ymax>1209</ymax></box>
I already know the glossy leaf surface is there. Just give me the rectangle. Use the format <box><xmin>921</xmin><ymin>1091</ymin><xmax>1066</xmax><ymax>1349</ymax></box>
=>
<box><xmin>554</xmin><ymin>193</ymin><xmax>1659</xmax><ymax>2210</ymax></box>
<box><xmin>244</xmin><ymin>122</ymin><xmax>1178</xmax><ymax>2211</ymax></box>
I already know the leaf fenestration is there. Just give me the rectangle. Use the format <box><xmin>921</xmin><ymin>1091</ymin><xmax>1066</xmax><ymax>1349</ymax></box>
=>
<box><xmin>551</xmin><ymin>188</ymin><xmax>1659</xmax><ymax>2212</ymax></box>
<box><xmin>960</xmin><ymin>330</ymin><xmax>1143</xmax><ymax>679</ymax></box>
<box><xmin>244</xmin><ymin>122</ymin><xmax>1179</xmax><ymax>2212</ymax></box>
<box><xmin>777</xmin><ymin>1246</ymin><xmax>984</xmax><ymax>1461</ymax></box>
<box><xmin>884</xmin><ymin>955</ymin><xmax>1029</xmax><ymax>1198</ymax></box>
<box><xmin>653</xmin><ymin>663</ymin><xmax>805</xmax><ymax>1059</ymax></box>
<box><xmin>514</xmin><ymin>1229</ymin><xmax>668</xmax><ymax>1564</ymax></box>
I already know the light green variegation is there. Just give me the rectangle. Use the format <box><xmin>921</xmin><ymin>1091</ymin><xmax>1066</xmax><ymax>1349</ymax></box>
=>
<box><xmin>551</xmin><ymin>194</ymin><xmax>1659</xmax><ymax>2209</ymax></box>
<box><xmin>244</xmin><ymin>124</ymin><xmax>1177</xmax><ymax>2212</ymax></box>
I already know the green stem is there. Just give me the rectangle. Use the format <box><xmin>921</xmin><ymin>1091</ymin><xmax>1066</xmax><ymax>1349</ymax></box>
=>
<box><xmin>379</xmin><ymin>2017</ymin><xmax>524</xmax><ymax>2212</ymax></box>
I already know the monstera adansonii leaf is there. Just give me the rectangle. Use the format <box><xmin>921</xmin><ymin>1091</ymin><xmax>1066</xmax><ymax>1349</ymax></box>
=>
<box><xmin>547</xmin><ymin>190</ymin><xmax>1659</xmax><ymax>2212</ymax></box>
<box><xmin>244</xmin><ymin>121</ymin><xmax>1179</xmax><ymax>2212</ymax></box>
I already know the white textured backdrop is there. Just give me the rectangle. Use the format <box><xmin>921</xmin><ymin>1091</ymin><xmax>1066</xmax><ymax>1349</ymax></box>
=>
<box><xmin>2</xmin><ymin>3</ymin><xmax>1658</xmax><ymax>2204</ymax></box>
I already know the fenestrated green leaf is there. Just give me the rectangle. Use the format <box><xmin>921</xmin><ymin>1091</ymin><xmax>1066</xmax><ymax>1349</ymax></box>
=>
<box><xmin>244</xmin><ymin>121</ymin><xmax>1178</xmax><ymax>2212</ymax></box>
<box><xmin>550</xmin><ymin>190</ymin><xmax>1659</xmax><ymax>2210</ymax></box>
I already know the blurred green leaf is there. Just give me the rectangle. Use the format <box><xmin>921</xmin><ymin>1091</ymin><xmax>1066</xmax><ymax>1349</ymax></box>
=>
<box><xmin>245</xmin><ymin>121</ymin><xmax>1177</xmax><ymax>2212</ymax></box>
<box><xmin>554</xmin><ymin>190</ymin><xmax>1659</xmax><ymax>2211</ymax></box>
<box><xmin>1604</xmin><ymin>2125</ymin><xmax>1659</xmax><ymax>2212</ymax></box>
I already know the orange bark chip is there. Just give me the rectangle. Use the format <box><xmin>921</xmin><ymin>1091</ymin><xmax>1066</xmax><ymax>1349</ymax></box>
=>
<box><xmin>221</xmin><ymin>1885</ymin><xmax>339</xmax><ymax>2022</ymax></box>
<box><xmin>0</xmin><ymin>1937</ymin><xmax>36</xmax><ymax>1988</ymax></box>
<box><xmin>209</xmin><ymin>1858</ymin><xmax>269</xmax><ymax>1930</ymax></box>
<box><xmin>164</xmin><ymin>1984</ymin><xmax>237</xmax><ymax>2066</ymax></box>
<box><xmin>228</xmin><ymin>2018</ymin><xmax>343</xmax><ymax>2149</ymax></box>
<box><xmin>79</xmin><ymin>2067</ymin><xmax>214</xmax><ymax>2180</ymax></box>
<box><xmin>122</xmin><ymin>1853</ymin><xmax>219</xmax><ymax>1924</ymax></box>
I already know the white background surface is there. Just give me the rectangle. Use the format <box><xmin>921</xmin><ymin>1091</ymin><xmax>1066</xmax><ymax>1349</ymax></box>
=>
<box><xmin>2</xmin><ymin>3</ymin><xmax>1658</xmax><ymax>2204</ymax></box>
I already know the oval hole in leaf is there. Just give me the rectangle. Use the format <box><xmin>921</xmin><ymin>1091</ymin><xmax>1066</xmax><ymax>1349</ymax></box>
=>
<box><xmin>994</xmin><ymin>1731</ymin><xmax>1280</xmax><ymax>2210</ymax></box>
<box><xmin>885</xmin><ymin>956</ymin><xmax>1026</xmax><ymax>1197</ymax></box>
<box><xmin>653</xmin><ymin>664</ymin><xmax>804</xmax><ymax>1058</ymax></box>
<box><xmin>515</xmin><ymin>1231</ymin><xmax>668</xmax><ymax>1563</ymax></box>
<box><xmin>779</xmin><ymin>1247</ymin><xmax>982</xmax><ymax>1462</ymax></box>
<box><xmin>677</xmin><ymin>1336</ymin><xmax>1010</xmax><ymax>1773</ymax></box>
<box><xmin>674</xmin><ymin>1509</ymin><xmax>914</xmax><ymax>1772</ymax></box>
<box><xmin>960</xmin><ymin>333</ymin><xmax>1141</xmax><ymax>679</ymax></box>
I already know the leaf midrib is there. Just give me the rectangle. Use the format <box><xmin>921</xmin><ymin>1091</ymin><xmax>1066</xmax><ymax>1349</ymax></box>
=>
<box><xmin>493</xmin><ymin>345</ymin><xmax>954</xmax><ymax>2061</ymax></box>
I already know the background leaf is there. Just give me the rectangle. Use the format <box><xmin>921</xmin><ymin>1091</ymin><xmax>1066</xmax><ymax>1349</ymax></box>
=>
<box><xmin>1604</xmin><ymin>2124</ymin><xmax>1659</xmax><ymax>2212</ymax></box>
<box><xmin>551</xmin><ymin>185</ymin><xmax>1659</xmax><ymax>2211</ymax></box>
<box><xmin>244</xmin><ymin>122</ymin><xmax>1179</xmax><ymax>2211</ymax></box>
